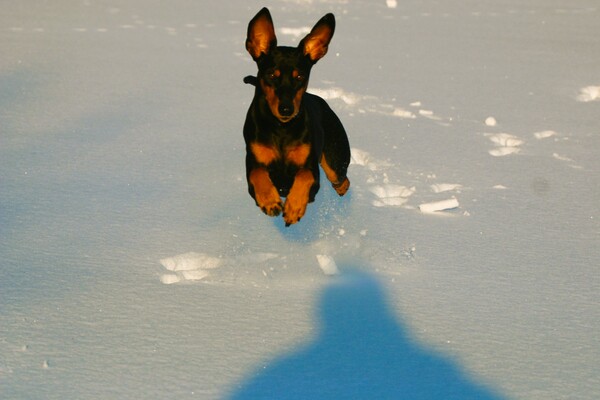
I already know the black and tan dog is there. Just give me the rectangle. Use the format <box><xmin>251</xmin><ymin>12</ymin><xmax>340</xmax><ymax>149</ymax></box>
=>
<box><xmin>243</xmin><ymin>8</ymin><xmax>351</xmax><ymax>226</ymax></box>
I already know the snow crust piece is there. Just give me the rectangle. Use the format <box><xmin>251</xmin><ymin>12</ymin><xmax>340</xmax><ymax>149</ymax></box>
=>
<box><xmin>316</xmin><ymin>255</ymin><xmax>339</xmax><ymax>275</ymax></box>
<box><xmin>419</xmin><ymin>198</ymin><xmax>459</xmax><ymax>213</ymax></box>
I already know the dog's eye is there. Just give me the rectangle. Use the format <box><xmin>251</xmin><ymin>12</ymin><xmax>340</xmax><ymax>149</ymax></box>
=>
<box><xmin>295</xmin><ymin>75</ymin><xmax>305</xmax><ymax>82</ymax></box>
<box><xmin>266</xmin><ymin>69</ymin><xmax>280</xmax><ymax>80</ymax></box>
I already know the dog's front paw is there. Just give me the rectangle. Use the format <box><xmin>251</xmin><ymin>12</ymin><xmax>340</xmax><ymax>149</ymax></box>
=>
<box><xmin>260</xmin><ymin>199</ymin><xmax>283</xmax><ymax>217</ymax></box>
<box><xmin>283</xmin><ymin>196</ymin><xmax>308</xmax><ymax>226</ymax></box>
<box><xmin>255</xmin><ymin>191</ymin><xmax>283</xmax><ymax>216</ymax></box>
<box><xmin>282</xmin><ymin>170</ymin><xmax>314</xmax><ymax>226</ymax></box>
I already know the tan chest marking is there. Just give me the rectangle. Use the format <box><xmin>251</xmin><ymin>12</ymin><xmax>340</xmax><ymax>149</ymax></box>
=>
<box><xmin>251</xmin><ymin>143</ymin><xmax>280</xmax><ymax>165</ymax></box>
<box><xmin>285</xmin><ymin>144</ymin><xmax>310</xmax><ymax>166</ymax></box>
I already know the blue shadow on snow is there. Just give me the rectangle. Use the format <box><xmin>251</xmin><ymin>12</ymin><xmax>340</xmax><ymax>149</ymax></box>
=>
<box><xmin>229</xmin><ymin>270</ymin><xmax>504</xmax><ymax>400</ymax></box>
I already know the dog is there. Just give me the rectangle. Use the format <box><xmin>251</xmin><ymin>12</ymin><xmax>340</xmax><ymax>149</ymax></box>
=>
<box><xmin>243</xmin><ymin>7</ymin><xmax>351</xmax><ymax>226</ymax></box>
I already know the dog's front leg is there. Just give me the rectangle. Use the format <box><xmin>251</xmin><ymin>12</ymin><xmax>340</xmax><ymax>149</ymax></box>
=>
<box><xmin>248</xmin><ymin>168</ymin><xmax>283</xmax><ymax>217</ymax></box>
<box><xmin>283</xmin><ymin>169</ymin><xmax>315</xmax><ymax>226</ymax></box>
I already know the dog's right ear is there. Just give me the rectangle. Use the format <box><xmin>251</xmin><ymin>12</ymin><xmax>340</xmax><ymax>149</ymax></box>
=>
<box><xmin>246</xmin><ymin>8</ymin><xmax>277</xmax><ymax>61</ymax></box>
<box><xmin>299</xmin><ymin>13</ymin><xmax>335</xmax><ymax>63</ymax></box>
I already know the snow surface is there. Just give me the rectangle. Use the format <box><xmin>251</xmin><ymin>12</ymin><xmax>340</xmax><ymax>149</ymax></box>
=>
<box><xmin>1</xmin><ymin>1</ymin><xmax>599</xmax><ymax>399</ymax></box>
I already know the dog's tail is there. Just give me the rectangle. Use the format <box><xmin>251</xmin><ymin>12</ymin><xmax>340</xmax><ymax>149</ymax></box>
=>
<box><xmin>243</xmin><ymin>75</ymin><xmax>258</xmax><ymax>86</ymax></box>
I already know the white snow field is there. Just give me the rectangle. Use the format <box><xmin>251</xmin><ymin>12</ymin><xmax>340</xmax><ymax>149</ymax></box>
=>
<box><xmin>1</xmin><ymin>1</ymin><xmax>599</xmax><ymax>399</ymax></box>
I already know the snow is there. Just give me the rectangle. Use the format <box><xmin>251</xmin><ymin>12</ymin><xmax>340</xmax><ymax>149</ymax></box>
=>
<box><xmin>533</xmin><ymin>130</ymin><xmax>558</xmax><ymax>140</ymax></box>
<box><xmin>486</xmin><ymin>133</ymin><xmax>524</xmax><ymax>156</ymax></box>
<box><xmin>576</xmin><ymin>85</ymin><xmax>600</xmax><ymax>102</ymax></box>
<box><xmin>1</xmin><ymin>1</ymin><xmax>599</xmax><ymax>399</ymax></box>
<box><xmin>430</xmin><ymin>183</ymin><xmax>463</xmax><ymax>193</ymax></box>
<box><xmin>419</xmin><ymin>198</ymin><xmax>460</xmax><ymax>214</ymax></box>
<box><xmin>315</xmin><ymin>255</ymin><xmax>339</xmax><ymax>276</ymax></box>
<box><xmin>369</xmin><ymin>184</ymin><xmax>416</xmax><ymax>207</ymax></box>
<box><xmin>485</xmin><ymin>116</ymin><xmax>498</xmax><ymax>127</ymax></box>
<box><xmin>160</xmin><ymin>252</ymin><xmax>223</xmax><ymax>272</ymax></box>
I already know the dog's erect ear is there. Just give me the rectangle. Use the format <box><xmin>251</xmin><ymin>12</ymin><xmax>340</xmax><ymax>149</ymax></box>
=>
<box><xmin>299</xmin><ymin>13</ymin><xmax>335</xmax><ymax>63</ymax></box>
<box><xmin>246</xmin><ymin>8</ymin><xmax>277</xmax><ymax>61</ymax></box>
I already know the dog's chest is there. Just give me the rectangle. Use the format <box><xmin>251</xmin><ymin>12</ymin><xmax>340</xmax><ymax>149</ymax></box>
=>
<box><xmin>251</xmin><ymin>141</ymin><xmax>311</xmax><ymax>167</ymax></box>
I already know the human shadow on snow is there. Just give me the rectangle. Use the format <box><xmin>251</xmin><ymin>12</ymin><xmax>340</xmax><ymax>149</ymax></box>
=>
<box><xmin>230</xmin><ymin>269</ymin><xmax>504</xmax><ymax>400</ymax></box>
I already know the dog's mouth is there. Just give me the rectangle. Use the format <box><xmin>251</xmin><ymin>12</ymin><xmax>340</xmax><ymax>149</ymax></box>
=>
<box><xmin>277</xmin><ymin>114</ymin><xmax>295</xmax><ymax>123</ymax></box>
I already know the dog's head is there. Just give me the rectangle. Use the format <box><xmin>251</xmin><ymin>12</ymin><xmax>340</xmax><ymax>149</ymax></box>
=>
<box><xmin>246</xmin><ymin>8</ymin><xmax>335</xmax><ymax>123</ymax></box>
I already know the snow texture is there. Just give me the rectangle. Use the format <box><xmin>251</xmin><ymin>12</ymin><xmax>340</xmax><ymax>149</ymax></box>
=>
<box><xmin>1</xmin><ymin>1</ymin><xmax>599</xmax><ymax>399</ymax></box>
<box><xmin>419</xmin><ymin>198</ymin><xmax>460</xmax><ymax>214</ymax></box>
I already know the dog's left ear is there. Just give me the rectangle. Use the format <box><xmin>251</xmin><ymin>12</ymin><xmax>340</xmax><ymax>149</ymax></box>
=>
<box><xmin>299</xmin><ymin>13</ymin><xmax>335</xmax><ymax>63</ymax></box>
<box><xmin>246</xmin><ymin>8</ymin><xmax>277</xmax><ymax>61</ymax></box>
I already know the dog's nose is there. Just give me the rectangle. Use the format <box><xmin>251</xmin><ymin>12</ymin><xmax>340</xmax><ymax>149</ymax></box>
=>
<box><xmin>278</xmin><ymin>102</ymin><xmax>294</xmax><ymax>117</ymax></box>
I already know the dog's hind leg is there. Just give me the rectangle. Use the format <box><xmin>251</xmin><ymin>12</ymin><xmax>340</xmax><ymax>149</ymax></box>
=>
<box><xmin>320</xmin><ymin>105</ymin><xmax>351</xmax><ymax>196</ymax></box>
